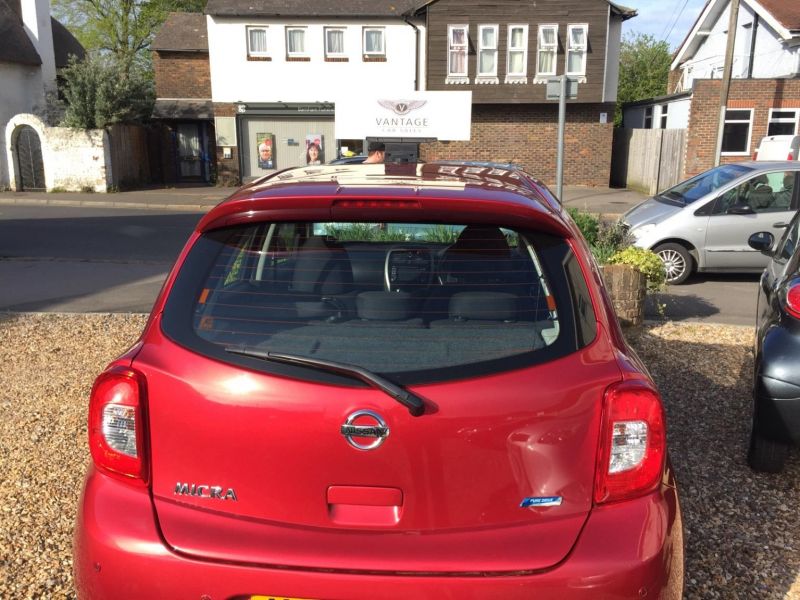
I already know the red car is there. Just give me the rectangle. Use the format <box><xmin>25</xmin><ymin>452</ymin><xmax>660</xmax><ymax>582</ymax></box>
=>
<box><xmin>74</xmin><ymin>162</ymin><xmax>684</xmax><ymax>599</ymax></box>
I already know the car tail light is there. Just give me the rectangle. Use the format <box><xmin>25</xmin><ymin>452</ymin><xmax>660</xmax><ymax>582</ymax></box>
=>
<box><xmin>753</xmin><ymin>149</ymin><xmax>759</xmax><ymax>160</ymax></box>
<box><xmin>594</xmin><ymin>381</ymin><xmax>665</xmax><ymax>504</ymax></box>
<box><xmin>88</xmin><ymin>366</ymin><xmax>148</xmax><ymax>484</ymax></box>
<box><xmin>789</xmin><ymin>151</ymin><xmax>795</xmax><ymax>161</ymax></box>
<box><xmin>785</xmin><ymin>282</ymin><xmax>800</xmax><ymax>319</ymax></box>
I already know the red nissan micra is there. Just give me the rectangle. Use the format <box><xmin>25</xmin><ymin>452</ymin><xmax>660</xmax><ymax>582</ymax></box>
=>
<box><xmin>74</xmin><ymin>162</ymin><xmax>683</xmax><ymax>599</ymax></box>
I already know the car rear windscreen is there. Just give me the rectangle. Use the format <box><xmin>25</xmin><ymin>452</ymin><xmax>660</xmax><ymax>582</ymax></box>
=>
<box><xmin>161</xmin><ymin>221</ymin><xmax>592</xmax><ymax>384</ymax></box>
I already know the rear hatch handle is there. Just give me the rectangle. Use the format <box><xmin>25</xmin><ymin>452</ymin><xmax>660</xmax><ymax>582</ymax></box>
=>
<box><xmin>224</xmin><ymin>348</ymin><xmax>426</xmax><ymax>417</ymax></box>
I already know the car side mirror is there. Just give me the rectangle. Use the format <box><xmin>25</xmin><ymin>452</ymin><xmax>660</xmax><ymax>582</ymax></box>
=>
<box><xmin>727</xmin><ymin>204</ymin><xmax>755</xmax><ymax>215</ymax></box>
<box><xmin>748</xmin><ymin>231</ymin><xmax>775</xmax><ymax>255</ymax></box>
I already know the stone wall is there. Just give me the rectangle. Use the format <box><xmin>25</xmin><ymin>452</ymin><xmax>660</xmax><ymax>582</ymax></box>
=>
<box><xmin>601</xmin><ymin>263</ymin><xmax>647</xmax><ymax>327</ymax></box>
<box><xmin>5</xmin><ymin>113</ymin><xmax>112</xmax><ymax>192</ymax></box>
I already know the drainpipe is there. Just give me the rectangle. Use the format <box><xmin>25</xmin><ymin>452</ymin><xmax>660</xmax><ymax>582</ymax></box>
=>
<box><xmin>747</xmin><ymin>14</ymin><xmax>759</xmax><ymax>79</ymax></box>
<box><xmin>403</xmin><ymin>15</ymin><xmax>420</xmax><ymax>91</ymax></box>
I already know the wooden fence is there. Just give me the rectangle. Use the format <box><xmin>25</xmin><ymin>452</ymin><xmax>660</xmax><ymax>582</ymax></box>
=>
<box><xmin>611</xmin><ymin>128</ymin><xmax>686</xmax><ymax>195</ymax></box>
<box><xmin>106</xmin><ymin>124</ymin><xmax>153</xmax><ymax>189</ymax></box>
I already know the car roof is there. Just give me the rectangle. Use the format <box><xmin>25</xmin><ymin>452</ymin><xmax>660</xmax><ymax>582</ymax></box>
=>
<box><xmin>199</xmin><ymin>162</ymin><xmax>568</xmax><ymax>235</ymax></box>
<box><xmin>734</xmin><ymin>160</ymin><xmax>800</xmax><ymax>170</ymax></box>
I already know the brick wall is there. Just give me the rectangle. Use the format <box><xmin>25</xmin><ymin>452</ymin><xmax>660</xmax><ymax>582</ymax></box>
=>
<box><xmin>420</xmin><ymin>103</ymin><xmax>616</xmax><ymax>187</ymax></box>
<box><xmin>685</xmin><ymin>78</ymin><xmax>800</xmax><ymax>177</ymax></box>
<box><xmin>153</xmin><ymin>51</ymin><xmax>211</xmax><ymax>99</ymax></box>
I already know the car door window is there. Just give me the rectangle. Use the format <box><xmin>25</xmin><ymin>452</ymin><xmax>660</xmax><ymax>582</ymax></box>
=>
<box><xmin>711</xmin><ymin>171</ymin><xmax>795</xmax><ymax>215</ymax></box>
<box><xmin>775</xmin><ymin>213</ymin><xmax>800</xmax><ymax>263</ymax></box>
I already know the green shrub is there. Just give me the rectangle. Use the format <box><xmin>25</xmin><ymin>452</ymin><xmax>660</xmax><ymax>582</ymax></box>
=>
<box><xmin>607</xmin><ymin>246</ymin><xmax>666</xmax><ymax>291</ymax></box>
<box><xmin>567</xmin><ymin>207</ymin><xmax>599</xmax><ymax>246</ymax></box>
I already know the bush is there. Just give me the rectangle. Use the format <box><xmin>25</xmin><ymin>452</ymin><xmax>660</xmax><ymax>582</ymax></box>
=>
<box><xmin>61</xmin><ymin>55</ymin><xmax>154</xmax><ymax>129</ymax></box>
<box><xmin>607</xmin><ymin>246</ymin><xmax>666</xmax><ymax>291</ymax></box>
<box><xmin>567</xmin><ymin>207</ymin><xmax>599</xmax><ymax>246</ymax></box>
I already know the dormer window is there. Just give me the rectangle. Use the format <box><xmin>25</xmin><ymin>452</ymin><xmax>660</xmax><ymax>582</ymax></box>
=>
<box><xmin>286</xmin><ymin>27</ymin><xmax>308</xmax><ymax>60</ymax></box>
<box><xmin>506</xmin><ymin>24</ymin><xmax>528</xmax><ymax>83</ymax></box>
<box><xmin>566</xmin><ymin>24</ymin><xmax>588</xmax><ymax>78</ymax></box>
<box><xmin>536</xmin><ymin>24</ymin><xmax>558</xmax><ymax>79</ymax></box>
<box><xmin>247</xmin><ymin>26</ymin><xmax>269</xmax><ymax>59</ymax></box>
<box><xmin>447</xmin><ymin>25</ymin><xmax>469</xmax><ymax>83</ymax></box>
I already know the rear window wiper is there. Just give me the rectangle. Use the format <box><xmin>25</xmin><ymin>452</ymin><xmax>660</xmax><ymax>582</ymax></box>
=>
<box><xmin>224</xmin><ymin>348</ymin><xmax>426</xmax><ymax>417</ymax></box>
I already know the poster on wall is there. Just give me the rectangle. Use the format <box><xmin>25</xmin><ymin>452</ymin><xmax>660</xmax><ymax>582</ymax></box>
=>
<box><xmin>305</xmin><ymin>134</ymin><xmax>323</xmax><ymax>165</ymax></box>
<box><xmin>256</xmin><ymin>133</ymin><xmax>275</xmax><ymax>169</ymax></box>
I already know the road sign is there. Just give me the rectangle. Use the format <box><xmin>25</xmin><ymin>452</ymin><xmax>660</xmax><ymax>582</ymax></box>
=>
<box><xmin>546</xmin><ymin>77</ymin><xmax>578</xmax><ymax>100</ymax></box>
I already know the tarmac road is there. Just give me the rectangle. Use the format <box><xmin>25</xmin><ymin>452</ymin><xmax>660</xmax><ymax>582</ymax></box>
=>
<box><xmin>0</xmin><ymin>204</ymin><xmax>760</xmax><ymax>324</ymax></box>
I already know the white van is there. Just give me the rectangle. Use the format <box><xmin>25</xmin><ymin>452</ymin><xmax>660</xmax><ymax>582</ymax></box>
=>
<box><xmin>754</xmin><ymin>135</ymin><xmax>800</xmax><ymax>161</ymax></box>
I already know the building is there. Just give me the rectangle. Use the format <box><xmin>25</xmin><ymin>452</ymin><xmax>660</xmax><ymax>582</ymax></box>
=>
<box><xmin>622</xmin><ymin>0</ymin><xmax>800</xmax><ymax>178</ymax></box>
<box><xmin>153</xmin><ymin>0</ymin><xmax>635</xmax><ymax>186</ymax></box>
<box><xmin>0</xmin><ymin>0</ymin><xmax>84</xmax><ymax>189</ymax></box>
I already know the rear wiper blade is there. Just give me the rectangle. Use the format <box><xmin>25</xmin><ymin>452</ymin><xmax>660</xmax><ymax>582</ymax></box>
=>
<box><xmin>224</xmin><ymin>348</ymin><xmax>425</xmax><ymax>417</ymax></box>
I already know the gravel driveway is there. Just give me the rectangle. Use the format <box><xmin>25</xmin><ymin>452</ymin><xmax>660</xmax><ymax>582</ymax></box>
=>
<box><xmin>1</xmin><ymin>313</ymin><xmax>798</xmax><ymax>598</ymax></box>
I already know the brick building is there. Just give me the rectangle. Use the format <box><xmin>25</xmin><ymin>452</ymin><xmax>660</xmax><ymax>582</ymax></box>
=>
<box><xmin>153</xmin><ymin>0</ymin><xmax>636</xmax><ymax>187</ymax></box>
<box><xmin>621</xmin><ymin>0</ymin><xmax>800</xmax><ymax>180</ymax></box>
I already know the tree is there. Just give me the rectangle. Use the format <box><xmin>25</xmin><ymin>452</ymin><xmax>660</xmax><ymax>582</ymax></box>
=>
<box><xmin>60</xmin><ymin>55</ymin><xmax>154</xmax><ymax>128</ymax></box>
<box><xmin>615</xmin><ymin>33</ymin><xmax>673</xmax><ymax>126</ymax></box>
<box><xmin>52</xmin><ymin>0</ymin><xmax>205</xmax><ymax>70</ymax></box>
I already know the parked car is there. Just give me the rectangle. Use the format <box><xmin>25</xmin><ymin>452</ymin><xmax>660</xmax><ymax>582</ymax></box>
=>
<box><xmin>74</xmin><ymin>162</ymin><xmax>683</xmax><ymax>599</ymax></box>
<box><xmin>623</xmin><ymin>161</ymin><xmax>800</xmax><ymax>284</ymax></box>
<box><xmin>753</xmin><ymin>134</ymin><xmax>800</xmax><ymax>162</ymax></box>
<box><xmin>746</xmin><ymin>211</ymin><xmax>800</xmax><ymax>472</ymax></box>
<box><xmin>329</xmin><ymin>155</ymin><xmax>367</xmax><ymax>164</ymax></box>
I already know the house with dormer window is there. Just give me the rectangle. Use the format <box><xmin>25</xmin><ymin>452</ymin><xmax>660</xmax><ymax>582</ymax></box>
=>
<box><xmin>153</xmin><ymin>0</ymin><xmax>634</xmax><ymax>186</ymax></box>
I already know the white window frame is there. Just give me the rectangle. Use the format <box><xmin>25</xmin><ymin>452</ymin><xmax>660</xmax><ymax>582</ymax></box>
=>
<box><xmin>246</xmin><ymin>26</ymin><xmax>269</xmax><ymax>57</ymax></box>
<box><xmin>721</xmin><ymin>108</ymin><xmax>754</xmax><ymax>156</ymax></box>
<box><xmin>506</xmin><ymin>24</ymin><xmax>529</xmax><ymax>83</ymax></box>
<box><xmin>447</xmin><ymin>24</ymin><xmax>469</xmax><ymax>81</ymax></box>
<box><xmin>324</xmin><ymin>27</ymin><xmax>346</xmax><ymax>58</ymax></box>
<box><xmin>767</xmin><ymin>108</ymin><xmax>799</xmax><ymax>136</ymax></box>
<box><xmin>644</xmin><ymin>106</ymin><xmax>653</xmax><ymax>129</ymax></box>
<box><xmin>363</xmin><ymin>27</ymin><xmax>386</xmax><ymax>57</ymax></box>
<box><xmin>285</xmin><ymin>26</ymin><xmax>308</xmax><ymax>58</ymax></box>
<box><xmin>476</xmin><ymin>24</ymin><xmax>499</xmax><ymax>81</ymax></box>
<box><xmin>535</xmin><ymin>24</ymin><xmax>558</xmax><ymax>80</ymax></box>
<box><xmin>660</xmin><ymin>104</ymin><xmax>669</xmax><ymax>129</ymax></box>
<box><xmin>565</xmin><ymin>24</ymin><xmax>588</xmax><ymax>79</ymax></box>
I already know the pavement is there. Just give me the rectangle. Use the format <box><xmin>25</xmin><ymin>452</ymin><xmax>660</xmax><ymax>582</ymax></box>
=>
<box><xmin>0</xmin><ymin>184</ymin><xmax>647</xmax><ymax>216</ymax></box>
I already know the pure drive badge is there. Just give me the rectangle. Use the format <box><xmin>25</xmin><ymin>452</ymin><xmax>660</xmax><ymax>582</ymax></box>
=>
<box><xmin>520</xmin><ymin>496</ymin><xmax>563</xmax><ymax>508</ymax></box>
<box><xmin>175</xmin><ymin>482</ymin><xmax>238</xmax><ymax>501</ymax></box>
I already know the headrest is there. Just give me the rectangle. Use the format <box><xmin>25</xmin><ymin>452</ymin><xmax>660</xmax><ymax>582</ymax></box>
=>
<box><xmin>451</xmin><ymin>226</ymin><xmax>510</xmax><ymax>254</ymax></box>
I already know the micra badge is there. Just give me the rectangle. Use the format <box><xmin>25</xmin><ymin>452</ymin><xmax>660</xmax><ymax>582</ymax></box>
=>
<box><xmin>520</xmin><ymin>496</ymin><xmax>563</xmax><ymax>508</ymax></box>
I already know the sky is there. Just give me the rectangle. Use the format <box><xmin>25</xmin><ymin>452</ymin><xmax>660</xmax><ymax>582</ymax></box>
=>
<box><xmin>621</xmin><ymin>0</ymin><xmax>708</xmax><ymax>50</ymax></box>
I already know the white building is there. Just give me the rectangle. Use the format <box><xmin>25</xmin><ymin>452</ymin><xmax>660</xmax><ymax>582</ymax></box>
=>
<box><xmin>205</xmin><ymin>0</ymin><xmax>426</xmax><ymax>179</ymax></box>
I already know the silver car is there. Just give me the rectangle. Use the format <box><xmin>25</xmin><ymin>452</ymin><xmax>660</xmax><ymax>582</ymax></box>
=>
<box><xmin>623</xmin><ymin>161</ymin><xmax>800</xmax><ymax>284</ymax></box>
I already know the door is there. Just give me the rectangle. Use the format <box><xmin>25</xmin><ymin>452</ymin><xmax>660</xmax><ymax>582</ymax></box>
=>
<box><xmin>14</xmin><ymin>125</ymin><xmax>45</xmax><ymax>191</ymax></box>
<box><xmin>177</xmin><ymin>123</ymin><xmax>203</xmax><ymax>180</ymax></box>
<box><xmin>703</xmin><ymin>170</ymin><xmax>799</xmax><ymax>269</ymax></box>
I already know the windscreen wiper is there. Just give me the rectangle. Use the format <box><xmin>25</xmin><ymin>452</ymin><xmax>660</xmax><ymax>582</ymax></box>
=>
<box><xmin>224</xmin><ymin>348</ymin><xmax>425</xmax><ymax>417</ymax></box>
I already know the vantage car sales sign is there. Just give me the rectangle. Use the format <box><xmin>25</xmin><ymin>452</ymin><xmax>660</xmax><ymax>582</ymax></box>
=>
<box><xmin>334</xmin><ymin>91</ymin><xmax>472</xmax><ymax>141</ymax></box>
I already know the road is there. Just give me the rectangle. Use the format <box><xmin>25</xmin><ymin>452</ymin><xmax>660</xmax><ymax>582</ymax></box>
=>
<box><xmin>0</xmin><ymin>205</ymin><xmax>760</xmax><ymax>324</ymax></box>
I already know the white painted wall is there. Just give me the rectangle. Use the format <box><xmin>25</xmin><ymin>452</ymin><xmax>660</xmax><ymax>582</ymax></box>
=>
<box><xmin>21</xmin><ymin>0</ymin><xmax>56</xmax><ymax>96</ymax></box>
<box><xmin>207</xmin><ymin>16</ymin><xmax>424</xmax><ymax>103</ymax></box>
<box><xmin>0</xmin><ymin>65</ymin><xmax>47</xmax><ymax>188</ymax></box>
<box><xmin>679</xmin><ymin>2</ymin><xmax>799</xmax><ymax>89</ymax></box>
<box><xmin>5</xmin><ymin>114</ymin><xmax>112</xmax><ymax>192</ymax></box>
<box><xmin>623</xmin><ymin>96</ymin><xmax>691</xmax><ymax>129</ymax></box>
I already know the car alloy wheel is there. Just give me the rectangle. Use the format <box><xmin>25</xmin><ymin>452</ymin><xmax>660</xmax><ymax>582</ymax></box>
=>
<box><xmin>654</xmin><ymin>243</ymin><xmax>693</xmax><ymax>285</ymax></box>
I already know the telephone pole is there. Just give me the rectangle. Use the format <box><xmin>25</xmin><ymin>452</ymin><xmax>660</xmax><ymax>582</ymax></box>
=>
<box><xmin>714</xmin><ymin>0</ymin><xmax>741</xmax><ymax>166</ymax></box>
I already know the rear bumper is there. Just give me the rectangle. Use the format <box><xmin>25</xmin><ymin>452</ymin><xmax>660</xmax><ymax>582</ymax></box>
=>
<box><xmin>754</xmin><ymin>373</ymin><xmax>800</xmax><ymax>444</ymax></box>
<box><xmin>74</xmin><ymin>467</ymin><xmax>683</xmax><ymax>600</ymax></box>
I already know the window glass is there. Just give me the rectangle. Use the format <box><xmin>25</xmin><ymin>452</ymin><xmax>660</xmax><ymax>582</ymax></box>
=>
<box><xmin>537</xmin><ymin>25</ymin><xmax>557</xmax><ymax>75</ymax></box>
<box><xmin>162</xmin><ymin>221</ymin><xmax>583</xmax><ymax>384</ymax></box>
<box><xmin>767</xmin><ymin>109</ymin><xmax>798</xmax><ymax>136</ymax></box>
<box><xmin>325</xmin><ymin>28</ymin><xmax>345</xmax><ymax>56</ymax></box>
<box><xmin>711</xmin><ymin>171</ymin><xmax>795</xmax><ymax>215</ymax></box>
<box><xmin>364</xmin><ymin>28</ymin><xmax>384</xmax><ymax>54</ymax></box>
<box><xmin>721</xmin><ymin>109</ymin><xmax>752</xmax><ymax>155</ymax></box>
<box><xmin>566</xmin><ymin>24</ymin><xmax>587</xmax><ymax>75</ymax></box>
<box><xmin>660</xmin><ymin>104</ymin><xmax>669</xmax><ymax>129</ymax></box>
<box><xmin>478</xmin><ymin>25</ymin><xmax>498</xmax><ymax>76</ymax></box>
<box><xmin>448</xmin><ymin>25</ymin><xmax>468</xmax><ymax>76</ymax></box>
<box><xmin>644</xmin><ymin>106</ymin><xmax>653</xmax><ymax>129</ymax></box>
<box><xmin>661</xmin><ymin>163</ymin><xmax>753</xmax><ymax>204</ymax></box>
<box><xmin>287</xmin><ymin>28</ymin><xmax>306</xmax><ymax>55</ymax></box>
<box><xmin>247</xmin><ymin>27</ymin><xmax>268</xmax><ymax>55</ymax></box>
<box><xmin>777</xmin><ymin>212</ymin><xmax>800</xmax><ymax>262</ymax></box>
<box><xmin>508</xmin><ymin>25</ymin><xmax>528</xmax><ymax>76</ymax></box>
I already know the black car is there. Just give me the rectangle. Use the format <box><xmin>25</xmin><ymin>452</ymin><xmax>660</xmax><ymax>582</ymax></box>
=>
<box><xmin>747</xmin><ymin>212</ymin><xmax>800</xmax><ymax>472</ymax></box>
